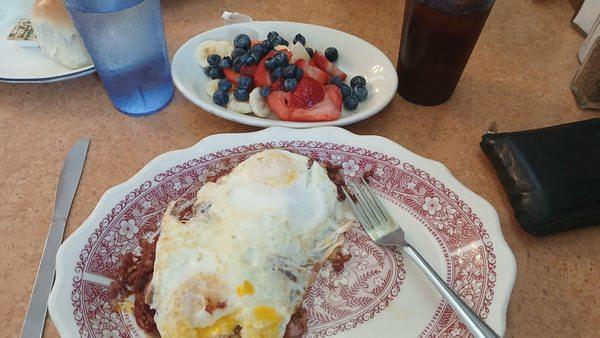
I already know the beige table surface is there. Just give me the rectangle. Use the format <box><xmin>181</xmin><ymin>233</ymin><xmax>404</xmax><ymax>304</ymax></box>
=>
<box><xmin>1</xmin><ymin>0</ymin><xmax>599</xmax><ymax>337</ymax></box>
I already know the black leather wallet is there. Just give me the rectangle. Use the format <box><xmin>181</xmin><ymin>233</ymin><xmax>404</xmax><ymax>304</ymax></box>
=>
<box><xmin>480</xmin><ymin>119</ymin><xmax>600</xmax><ymax>235</ymax></box>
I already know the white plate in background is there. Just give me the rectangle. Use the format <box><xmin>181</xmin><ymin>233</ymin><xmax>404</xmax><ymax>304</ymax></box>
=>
<box><xmin>0</xmin><ymin>0</ymin><xmax>94</xmax><ymax>83</ymax></box>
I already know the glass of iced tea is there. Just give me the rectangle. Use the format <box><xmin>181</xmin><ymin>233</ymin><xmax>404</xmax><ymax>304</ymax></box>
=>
<box><xmin>397</xmin><ymin>0</ymin><xmax>495</xmax><ymax>106</ymax></box>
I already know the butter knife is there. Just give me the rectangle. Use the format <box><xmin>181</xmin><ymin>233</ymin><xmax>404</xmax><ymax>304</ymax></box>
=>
<box><xmin>20</xmin><ymin>138</ymin><xmax>90</xmax><ymax>338</ymax></box>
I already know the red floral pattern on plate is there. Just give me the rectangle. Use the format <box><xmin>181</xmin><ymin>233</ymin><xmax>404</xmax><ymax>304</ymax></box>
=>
<box><xmin>69</xmin><ymin>141</ymin><xmax>496</xmax><ymax>337</ymax></box>
<box><xmin>304</xmin><ymin>227</ymin><xmax>405</xmax><ymax>337</ymax></box>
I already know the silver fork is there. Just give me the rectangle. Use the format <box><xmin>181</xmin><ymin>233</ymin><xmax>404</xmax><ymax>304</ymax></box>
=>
<box><xmin>344</xmin><ymin>178</ymin><xmax>500</xmax><ymax>338</ymax></box>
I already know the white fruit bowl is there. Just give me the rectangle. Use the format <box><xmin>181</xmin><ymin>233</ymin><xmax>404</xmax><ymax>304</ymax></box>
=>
<box><xmin>171</xmin><ymin>21</ymin><xmax>398</xmax><ymax>128</ymax></box>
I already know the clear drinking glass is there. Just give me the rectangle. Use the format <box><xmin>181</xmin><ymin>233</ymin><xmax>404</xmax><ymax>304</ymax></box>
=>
<box><xmin>65</xmin><ymin>0</ymin><xmax>174</xmax><ymax>116</ymax></box>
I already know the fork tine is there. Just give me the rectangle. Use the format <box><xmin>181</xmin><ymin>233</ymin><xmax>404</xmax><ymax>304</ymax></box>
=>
<box><xmin>351</xmin><ymin>180</ymin><xmax>387</xmax><ymax>225</ymax></box>
<box><xmin>348</xmin><ymin>181</ymin><xmax>385</xmax><ymax>228</ymax></box>
<box><xmin>343</xmin><ymin>186</ymin><xmax>373</xmax><ymax>229</ymax></box>
<box><xmin>360</xmin><ymin>177</ymin><xmax>395</xmax><ymax>225</ymax></box>
<box><xmin>345</xmin><ymin>183</ymin><xmax>388</xmax><ymax>239</ymax></box>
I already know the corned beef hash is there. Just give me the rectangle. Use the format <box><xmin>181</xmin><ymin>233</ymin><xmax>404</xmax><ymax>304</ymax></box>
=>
<box><xmin>111</xmin><ymin>149</ymin><xmax>353</xmax><ymax>337</ymax></box>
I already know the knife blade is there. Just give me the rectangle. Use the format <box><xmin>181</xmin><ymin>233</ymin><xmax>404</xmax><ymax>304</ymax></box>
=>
<box><xmin>20</xmin><ymin>138</ymin><xmax>90</xmax><ymax>338</ymax></box>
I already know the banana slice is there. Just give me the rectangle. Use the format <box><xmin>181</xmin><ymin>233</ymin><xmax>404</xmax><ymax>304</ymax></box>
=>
<box><xmin>274</xmin><ymin>45</ymin><xmax>290</xmax><ymax>52</ymax></box>
<box><xmin>206</xmin><ymin>79</ymin><xmax>219</xmax><ymax>97</ymax></box>
<box><xmin>249</xmin><ymin>87</ymin><xmax>272</xmax><ymax>118</ymax></box>
<box><xmin>289</xmin><ymin>42</ymin><xmax>310</xmax><ymax>63</ymax></box>
<box><xmin>227</xmin><ymin>93</ymin><xmax>253</xmax><ymax>114</ymax></box>
<box><xmin>196</xmin><ymin>40</ymin><xmax>234</xmax><ymax>67</ymax></box>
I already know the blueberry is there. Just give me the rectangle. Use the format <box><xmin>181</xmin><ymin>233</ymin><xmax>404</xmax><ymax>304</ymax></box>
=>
<box><xmin>240</xmin><ymin>53</ymin><xmax>255</xmax><ymax>66</ymax></box>
<box><xmin>232</xmin><ymin>57</ymin><xmax>242</xmax><ymax>72</ymax></box>
<box><xmin>293</xmin><ymin>33</ymin><xmax>306</xmax><ymax>46</ymax></box>
<box><xmin>231</xmin><ymin>47</ymin><xmax>246</xmax><ymax>59</ymax></box>
<box><xmin>265</xmin><ymin>57</ymin><xmax>279</xmax><ymax>70</ymax></box>
<box><xmin>305</xmin><ymin>47</ymin><xmax>314</xmax><ymax>58</ymax></box>
<box><xmin>270</xmin><ymin>67</ymin><xmax>283</xmax><ymax>82</ymax></box>
<box><xmin>283</xmin><ymin>78</ymin><xmax>298</xmax><ymax>92</ymax></box>
<box><xmin>343</xmin><ymin>95</ymin><xmax>359</xmax><ymax>110</ymax></box>
<box><xmin>213</xmin><ymin>89</ymin><xmax>229</xmax><ymax>107</ymax></box>
<box><xmin>350</xmin><ymin>75</ymin><xmax>367</xmax><ymax>88</ymax></box>
<box><xmin>274</xmin><ymin>51</ymin><xmax>289</xmax><ymax>66</ymax></box>
<box><xmin>242</xmin><ymin>50</ymin><xmax>259</xmax><ymax>65</ymax></box>
<box><xmin>220</xmin><ymin>56</ymin><xmax>233</xmax><ymax>69</ymax></box>
<box><xmin>261</xmin><ymin>39</ymin><xmax>273</xmax><ymax>50</ymax></box>
<box><xmin>267</xmin><ymin>31</ymin><xmax>279</xmax><ymax>41</ymax></box>
<box><xmin>203</xmin><ymin>66</ymin><xmax>212</xmax><ymax>76</ymax></box>
<box><xmin>329</xmin><ymin>76</ymin><xmax>344</xmax><ymax>88</ymax></box>
<box><xmin>340</xmin><ymin>83</ymin><xmax>352</xmax><ymax>98</ymax></box>
<box><xmin>260</xmin><ymin>87</ymin><xmax>271</xmax><ymax>97</ymax></box>
<box><xmin>352</xmin><ymin>85</ymin><xmax>368</xmax><ymax>102</ymax></box>
<box><xmin>234</xmin><ymin>88</ymin><xmax>249</xmax><ymax>101</ymax></box>
<box><xmin>209</xmin><ymin>67</ymin><xmax>223</xmax><ymax>79</ymax></box>
<box><xmin>271</xmin><ymin>36</ymin><xmax>289</xmax><ymax>47</ymax></box>
<box><xmin>325</xmin><ymin>47</ymin><xmax>338</xmax><ymax>62</ymax></box>
<box><xmin>249</xmin><ymin>51</ymin><xmax>262</xmax><ymax>63</ymax></box>
<box><xmin>237</xmin><ymin>76</ymin><xmax>253</xmax><ymax>89</ymax></box>
<box><xmin>218</xmin><ymin>78</ymin><xmax>232</xmax><ymax>91</ymax></box>
<box><xmin>282</xmin><ymin>64</ymin><xmax>297</xmax><ymax>79</ymax></box>
<box><xmin>253</xmin><ymin>44</ymin><xmax>268</xmax><ymax>58</ymax></box>
<box><xmin>294</xmin><ymin>68</ymin><xmax>304</xmax><ymax>80</ymax></box>
<box><xmin>207</xmin><ymin>54</ymin><xmax>221</xmax><ymax>67</ymax></box>
<box><xmin>234</xmin><ymin>34</ymin><xmax>251</xmax><ymax>50</ymax></box>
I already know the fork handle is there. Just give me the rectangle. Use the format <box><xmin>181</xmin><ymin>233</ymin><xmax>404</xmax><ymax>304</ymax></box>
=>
<box><xmin>400</xmin><ymin>244</ymin><xmax>500</xmax><ymax>338</ymax></box>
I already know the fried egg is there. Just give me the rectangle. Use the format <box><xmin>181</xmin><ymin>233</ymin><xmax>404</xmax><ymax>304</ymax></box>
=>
<box><xmin>150</xmin><ymin>149</ymin><xmax>352</xmax><ymax>338</ymax></box>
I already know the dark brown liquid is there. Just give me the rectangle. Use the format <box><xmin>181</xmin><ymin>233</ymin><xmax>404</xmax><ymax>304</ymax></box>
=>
<box><xmin>397</xmin><ymin>0</ymin><xmax>494</xmax><ymax>106</ymax></box>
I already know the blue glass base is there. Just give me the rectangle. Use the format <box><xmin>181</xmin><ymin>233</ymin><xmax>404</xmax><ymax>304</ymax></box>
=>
<box><xmin>113</xmin><ymin>85</ymin><xmax>174</xmax><ymax>117</ymax></box>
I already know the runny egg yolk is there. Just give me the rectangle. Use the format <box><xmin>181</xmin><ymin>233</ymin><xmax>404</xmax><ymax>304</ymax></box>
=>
<box><xmin>194</xmin><ymin>312</ymin><xmax>239</xmax><ymax>337</ymax></box>
<box><xmin>248</xmin><ymin>306</ymin><xmax>282</xmax><ymax>337</ymax></box>
<box><xmin>236</xmin><ymin>280</ymin><xmax>255</xmax><ymax>297</ymax></box>
<box><xmin>191</xmin><ymin>306</ymin><xmax>282</xmax><ymax>338</ymax></box>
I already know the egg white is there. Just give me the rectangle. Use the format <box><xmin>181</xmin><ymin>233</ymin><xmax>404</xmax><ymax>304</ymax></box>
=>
<box><xmin>150</xmin><ymin>149</ymin><xmax>352</xmax><ymax>338</ymax></box>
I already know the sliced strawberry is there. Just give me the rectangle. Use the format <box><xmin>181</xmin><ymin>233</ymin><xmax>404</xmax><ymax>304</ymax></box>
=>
<box><xmin>267</xmin><ymin>84</ymin><xmax>342</xmax><ymax>122</ymax></box>
<box><xmin>326</xmin><ymin>84</ymin><xmax>343</xmax><ymax>111</ymax></box>
<box><xmin>295</xmin><ymin>59</ymin><xmax>330</xmax><ymax>85</ymax></box>
<box><xmin>239</xmin><ymin>64</ymin><xmax>258</xmax><ymax>78</ymax></box>
<box><xmin>288</xmin><ymin>85</ymin><xmax>342</xmax><ymax>122</ymax></box>
<box><xmin>309</xmin><ymin>51</ymin><xmax>347</xmax><ymax>81</ymax></box>
<box><xmin>223</xmin><ymin>68</ymin><xmax>240</xmax><ymax>85</ymax></box>
<box><xmin>270</xmin><ymin>79</ymin><xmax>284</xmax><ymax>92</ymax></box>
<box><xmin>254</xmin><ymin>50</ymin><xmax>278</xmax><ymax>87</ymax></box>
<box><xmin>292</xmin><ymin>76</ymin><xmax>325</xmax><ymax>108</ymax></box>
<box><xmin>266</xmin><ymin>91</ymin><xmax>291</xmax><ymax>120</ymax></box>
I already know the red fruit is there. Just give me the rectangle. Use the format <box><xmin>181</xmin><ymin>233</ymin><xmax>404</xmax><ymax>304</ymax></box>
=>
<box><xmin>309</xmin><ymin>51</ymin><xmax>347</xmax><ymax>81</ymax></box>
<box><xmin>223</xmin><ymin>68</ymin><xmax>240</xmax><ymax>85</ymax></box>
<box><xmin>288</xmin><ymin>85</ymin><xmax>341</xmax><ymax>121</ymax></box>
<box><xmin>266</xmin><ymin>84</ymin><xmax>342</xmax><ymax>122</ymax></box>
<box><xmin>266</xmin><ymin>91</ymin><xmax>291</xmax><ymax>120</ymax></box>
<box><xmin>292</xmin><ymin>76</ymin><xmax>325</xmax><ymax>108</ymax></box>
<box><xmin>254</xmin><ymin>51</ymin><xmax>278</xmax><ymax>87</ymax></box>
<box><xmin>325</xmin><ymin>84</ymin><xmax>343</xmax><ymax>111</ymax></box>
<box><xmin>270</xmin><ymin>79</ymin><xmax>284</xmax><ymax>92</ymax></box>
<box><xmin>294</xmin><ymin>59</ymin><xmax>330</xmax><ymax>85</ymax></box>
<box><xmin>239</xmin><ymin>64</ymin><xmax>258</xmax><ymax>78</ymax></box>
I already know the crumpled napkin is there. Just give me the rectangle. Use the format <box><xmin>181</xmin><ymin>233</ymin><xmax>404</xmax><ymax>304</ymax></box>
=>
<box><xmin>221</xmin><ymin>11</ymin><xmax>254</xmax><ymax>25</ymax></box>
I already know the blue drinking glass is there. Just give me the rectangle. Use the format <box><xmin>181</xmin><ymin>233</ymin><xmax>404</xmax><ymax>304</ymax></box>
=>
<box><xmin>65</xmin><ymin>0</ymin><xmax>174</xmax><ymax>116</ymax></box>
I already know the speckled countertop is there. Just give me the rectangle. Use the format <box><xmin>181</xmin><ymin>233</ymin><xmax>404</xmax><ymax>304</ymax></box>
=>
<box><xmin>1</xmin><ymin>0</ymin><xmax>598</xmax><ymax>337</ymax></box>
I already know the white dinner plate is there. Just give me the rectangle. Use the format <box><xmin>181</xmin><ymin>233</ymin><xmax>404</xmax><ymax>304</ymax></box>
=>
<box><xmin>0</xmin><ymin>0</ymin><xmax>94</xmax><ymax>83</ymax></box>
<box><xmin>48</xmin><ymin>127</ymin><xmax>515</xmax><ymax>337</ymax></box>
<box><xmin>171</xmin><ymin>21</ymin><xmax>398</xmax><ymax>128</ymax></box>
